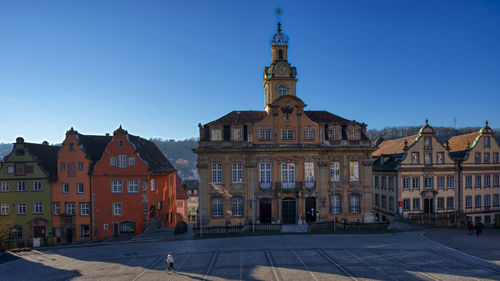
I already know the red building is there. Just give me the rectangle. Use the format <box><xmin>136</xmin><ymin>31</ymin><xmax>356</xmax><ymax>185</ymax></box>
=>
<box><xmin>92</xmin><ymin>126</ymin><xmax>176</xmax><ymax>239</ymax></box>
<box><xmin>175</xmin><ymin>175</ymin><xmax>189</xmax><ymax>222</ymax></box>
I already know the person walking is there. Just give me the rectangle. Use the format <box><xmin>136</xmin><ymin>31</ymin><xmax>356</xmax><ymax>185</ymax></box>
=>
<box><xmin>166</xmin><ymin>252</ymin><xmax>174</xmax><ymax>272</ymax></box>
<box><xmin>467</xmin><ymin>220</ymin><xmax>474</xmax><ymax>235</ymax></box>
<box><xmin>475</xmin><ymin>221</ymin><xmax>483</xmax><ymax>236</ymax></box>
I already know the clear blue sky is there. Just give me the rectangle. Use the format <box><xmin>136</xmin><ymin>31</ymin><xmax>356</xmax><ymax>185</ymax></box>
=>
<box><xmin>1</xmin><ymin>0</ymin><xmax>499</xmax><ymax>144</ymax></box>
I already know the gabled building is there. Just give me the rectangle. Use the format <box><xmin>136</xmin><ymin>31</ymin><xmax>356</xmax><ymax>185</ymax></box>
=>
<box><xmin>194</xmin><ymin>21</ymin><xmax>374</xmax><ymax>227</ymax></box>
<box><xmin>92</xmin><ymin>126</ymin><xmax>176</xmax><ymax>239</ymax></box>
<box><xmin>448</xmin><ymin>122</ymin><xmax>500</xmax><ymax>225</ymax></box>
<box><xmin>0</xmin><ymin>137</ymin><xmax>59</xmax><ymax>244</ymax></box>
<box><xmin>175</xmin><ymin>175</ymin><xmax>189</xmax><ymax>222</ymax></box>
<box><xmin>372</xmin><ymin>121</ymin><xmax>458</xmax><ymax>221</ymax></box>
<box><xmin>51</xmin><ymin>127</ymin><xmax>111</xmax><ymax>244</ymax></box>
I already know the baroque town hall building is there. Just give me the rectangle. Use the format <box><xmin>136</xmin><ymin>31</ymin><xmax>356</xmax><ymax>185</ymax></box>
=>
<box><xmin>195</xmin><ymin>22</ymin><xmax>374</xmax><ymax>227</ymax></box>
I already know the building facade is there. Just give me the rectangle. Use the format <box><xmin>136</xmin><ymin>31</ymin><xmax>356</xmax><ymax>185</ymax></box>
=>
<box><xmin>195</xmin><ymin>22</ymin><xmax>374</xmax><ymax>227</ymax></box>
<box><xmin>0</xmin><ymin>137</ymin><xmax>58</xmax><ymax>243</ymax></box>
<box><xmin>184</xmin><ymin>179</ymin><xmax>199</xmax><ymax>224</ymax></box>
<box><xmin>448</xmin><ymin>122</ymin><xmax>500</xmax><ymax>225</ymax></box>
<box><xmin>372</xmin><ymin>121</ymin><xmax>458</xmax><ymax>221</ymax></box>
<box><xmin>175</xmin><ymin>175</ymin><xmax>189</xmax><ymax>222</ymax></box>
<box><xmin>92</xmin><ymin>126</ymin><xmax>177</xmax><ymax>239</ymax></box>
<box><xmin>51</xmin><ymin>128</ymin><xmax>111</xmax><ymax>244</ymax></box>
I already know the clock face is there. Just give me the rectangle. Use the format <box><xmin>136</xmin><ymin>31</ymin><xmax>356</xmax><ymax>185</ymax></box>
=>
<box><xmin>278</xmin><ymin>65</ymin><xmax>287</xmax><ymax>73</ymax></box>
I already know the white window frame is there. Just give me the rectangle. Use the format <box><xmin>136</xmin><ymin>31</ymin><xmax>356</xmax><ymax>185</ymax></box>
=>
<box><xmin>484</xmin><ymin>195</ymin><xmax>491</xmax><ymax>207</ymax></box>
<box><xmin>118</xmin><ymin>154</ymin><xmax>127</xmax><ymax>168</ymax></box>
<box><xmin>111</xmin><ymin>180</ymin><xmax>123</xmax><ymax>193</ymax></box>
<box><xmin>281</xmin><ymin>163</ymin><xmax>295</xmax><ymax>183</ymax></box>
<box><xmin>328</xmin><ymin>127</ymin><xmax>341</xmax><ymax>140</ymax></box>
<box><xmin>281</xmin><ymin>128</ymin><xmax>294</xmax><ymax>141</ymax></box>
<box><xmin>53</xmin><ymin>202</ymin><xmax>60</xmax><ymax>215</ymax></box>
<box><xmin>475</xmin><ymin>195</ymin><xmax>481</xmax><ymax>207</ymax></box>
<box><xmin>17</xmin><ymin>203</ymin><xmax>26</xmax><ymax>214</ymax></box>
<box><xmin>112</xmin><ymin>203</ymin><xmax>122</xmax><ymax>216</ymax></box>
<box><xmin>330</xmin><ymin>162</ymin><xmax>341</xmax><ymax>182</ymax></box>
<box><xmin>350</xmin><ymin>194</ymin><xmax>360</xmax><ymax>214</ymax></box>
<box><xmin>16</xmin><ymin>181</ymin><xmax>26</xmax><ymax>192</ymax></box>
<box><xmin>304</xmin><ymin>161</ymin><xmax>315</xmax><ymax>182</ymax></box>
<box><xmin>0</xmin><ymin>181</ymin><xmax>10</xmax><ymax>192</ymax></box>
<box><xmin>232</xmin><ymin>163</ymin><xmax>243</xmax><ymax>183</ymax></box>
<box><xmin>259</xmin><ymin>163</ymin><xmax>272</xmax><ymax>183</ymax></box>
<box><xmin>128</xmin><ymin>157</ymin><xmax>135</xmax><ymax>166</ymax></box>
<box><xmin>33</xmin><ymin>202</ymin><xmax>43</xmax><ymax>214</ymax></box>
<box><xmin>62</xmin><ymin>183</ymin><xmax>69</xmax><ymax>193</ymax></box>
<box><xmin>436</xmin><ymin>152</ymin><xmax>444</xmax><ymax>164</ymax></box>
<box><xmin>211</xmin><ymin>128</ymin><xmax>222</xmax><ymax>141</ymax></box>
<box><xmin>348</xmin><ymin>127</ymin><xmax>360</xmax><ymax>140</ymax></box>
<box><xmin>349</xmin><ymin>161</ymin><xmax>359</xmax><ymax>182</ymax></box>
<box><xmin>211</xmin><ymin>162</ymin><xmax>223</xmax><ymax>184</ymax></box>
<box><xmin>1</xmin><ymin>203</ymin><xmax>10</xmax><ymax>215</ymax></box>
<box><xmin>32</xmin><ymin>181</ymin><xmax>42</xmax><ymax>191</ymax></box>
<box><xmin>403</xmin><ymin>178</ymin><xmax>410</xmax><ymax>189</ymax></box>
<box><xmin>258</xmin><ymin>128</ymin><xmax>272</xmax><ymax>141</ymax></box>
<box><xmin>446</xmin><ymin>197</ymin><xmax>454</xmax><ymax>209</ymax></box>
<box><xmin>77</xmin><ymin>183</ymin><xmax>84</xmax><ymax>194</ymax></box>
<box><xmin>80</xmin><ymin>203</ymin><xmax>90</xmax><ymax>216</ymax></box>
<box><xmin>232</xmin><ymin>128</ymin><xmax>243</xmax><ymax>141</ymax></box>
<box><xmin>127</xmin><ymin>179</ymin><xmax>139</xmax><ymax>193</ymax></box>
<box><xmin>7</xmin><ymin>166</ymin><xmax>14</xmax><ymax>174</ymax></box>
<box><xmin>66</xmin><ymin>202</ymin><xmax>75</xmax><ymax>215</ymax></box>
<box><xmin>303</xmin><ymin>127</ymin><xmax>315</xmax><ymax>141</ymax></box>
<box><xmin>212</xmin><ymin>197</ymin><xmax>223</xmax><ymax>217</ymax></box>
<box><xmin>330</xmin><ymin>194</ymin><xmax>341</xmax><ymax>214</ymax></box>
<box><xmin>232</xmin><ymin>197</ymin><xmax>243</xmax><ymax>217</ymax></box>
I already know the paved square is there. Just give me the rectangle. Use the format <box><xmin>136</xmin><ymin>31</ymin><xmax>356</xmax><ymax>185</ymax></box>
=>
<box><xmin>2</xmin><ymin>232</ymin><xmax>500</xmax><ymax>280</ymax></box>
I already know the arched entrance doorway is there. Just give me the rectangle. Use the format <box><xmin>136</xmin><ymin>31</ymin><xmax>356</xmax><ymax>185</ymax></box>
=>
<box><xmin>259</xmin><ymin>198</ymin><xmax>272</xmax><ymax>223</ymax></box>
<box><xmin>282</xmin><ymin>197</ymin><xmax>296</xmax><ymax>224</ymax></box>
<box><xmin>305</xmin><ymin>197</ymin><xmax>316</xmax><ymax>223</ymax></box>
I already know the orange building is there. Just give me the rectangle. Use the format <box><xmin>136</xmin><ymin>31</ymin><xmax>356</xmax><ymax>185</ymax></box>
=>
<box><xmin>175</xmin><ymin>174</ymin><xmax>189</xmax><ymax>222</ymax></box>
<box><xmin>92</xmin><ymin>126</ymin><xmax>176</xmax><ymax>239</ymax></box>
<box><xmin>52</xmin><ymin>128</ymin><xmax>111</xmax><ymax>244</ymax></box>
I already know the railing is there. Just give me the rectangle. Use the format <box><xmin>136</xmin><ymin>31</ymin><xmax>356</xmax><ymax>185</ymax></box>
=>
<box><xmin>259</xmin><ymin>182</ymin><xmax>272</xmax><ymax>190</ymax></box>
<box><xmin>308</xmin><ymin>220</ymin><xmax>390</xmax><ymax>232</ymax></box>
<box><xmin>405</xmin><ymin>212</ymin><xmax>456</xmax><ymax>226</ymax></box>
<box><xmin>304</xmin><ymin>181</ymin><xmax>315</xmax><ymax>189</ymax></box>
<box><xmin>1</xmin><ymin>238</ymin><xmax>49</xmax><ymax>251</ymax></box>
<box><xmin>276</xmin><ymin>182</ymin><xmax>303</xmax><ymax>191</ymax></box>
<box><xmin>193</xmin><ymin>223</ymin><xmax>281</xmax><ymax>238</ymax></box>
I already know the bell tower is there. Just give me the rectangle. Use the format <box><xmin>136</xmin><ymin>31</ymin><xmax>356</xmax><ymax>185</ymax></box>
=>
<box><xmin>263</xmin><ymin>9</ymin><xmax>298</xmax><ymax>111</ymax></box>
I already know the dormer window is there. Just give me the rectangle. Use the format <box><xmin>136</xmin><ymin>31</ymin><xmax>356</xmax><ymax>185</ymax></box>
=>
<box><xmin>328</xmin><ymin>126</ymin><xmax>341</xmax><ymax>140</ymax></box>
<box><xmin>232</xmin><ymin>128</ymin><xmax>242</xmax><ymax>141</ymax></box>
<box><xmin>348</xmin><ymin>127</ymin><xmax>360</xmax><ymax>140</ymax></box>
<box><xmin>278</xmin><ymin>85</ymin><xmax>287</xmax><ymax>96</ymax></box>
<box><xmin>303</xmin><ymin>127</ymin><xmax>315</xmax><ymax>141</ymax></box>
<box><xmin>485</xmin><ymin>136</ymin><xmax>490</xmax><ymax>147</ymax></box>
<box><xmin>211</xmin><ymin>128</ymin><xmax>222</xmax><ymax>141</ymax></box>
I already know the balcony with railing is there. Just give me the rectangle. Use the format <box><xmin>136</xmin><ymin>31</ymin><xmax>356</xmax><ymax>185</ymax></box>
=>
<box><xmin>304</xmin><ymin>181</ymin><xmax>316</xmax><ymax>189</ymax></box>
<box><xmin>259</xmin><ymin>182</ymin><xmax>273</xmax><ymax>190</ymax></box>
<box><xmin>276</xmin><ymin>181</ymin><xmax>303</xmax><ymax>191</ymax></box>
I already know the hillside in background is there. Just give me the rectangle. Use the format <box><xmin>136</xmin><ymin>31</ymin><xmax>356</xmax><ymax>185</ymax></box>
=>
<box><xmin>1</xmin><ymin>126</ymin><xmax>499</xmax><ymax>165</ymax></box>
<box><xmin>0</xmin><ymin>143</ymin><xmax>13</xmax><ymax>160</ymax></box>
<box><xmin>150</xmin><ymin>138</ymin><xmax>198</xmax><ymax>171</ymax></box>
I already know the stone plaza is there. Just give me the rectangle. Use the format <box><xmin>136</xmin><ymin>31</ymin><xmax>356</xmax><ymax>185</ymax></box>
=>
<box><xmin>1</xmin><ymin>229</ymin><xmax>500</xmax><ymax>281</ymax></box>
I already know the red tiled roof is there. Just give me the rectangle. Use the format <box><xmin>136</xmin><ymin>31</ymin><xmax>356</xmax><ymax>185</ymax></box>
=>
<box><xmin>372</xmin><ymin>135</ymin><xmax>418</xmax><ymax>157</ymax></box>
<box><xmin>448</xmin><ymin>132</ymin><xmax>480</xmax><ymax>152</ymax></box>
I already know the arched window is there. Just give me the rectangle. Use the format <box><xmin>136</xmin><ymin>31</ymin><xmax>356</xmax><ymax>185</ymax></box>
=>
<box><xmin>278</xmin><ymin>85</ymin><xmax>287</xmax><ymax>96</ymax></box>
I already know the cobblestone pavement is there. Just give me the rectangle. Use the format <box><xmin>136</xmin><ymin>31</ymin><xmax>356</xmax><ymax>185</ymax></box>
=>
<box><xmin>2</xmin><ymin>231</ymin><xmax>500</xmax><ymax>281</ymax></box>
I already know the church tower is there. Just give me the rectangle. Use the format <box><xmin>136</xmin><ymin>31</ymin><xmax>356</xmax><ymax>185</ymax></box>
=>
<box><xmin>263</xmin><ymin>15</ymin><xmax>298</xmax><ymax>111</ymax></box>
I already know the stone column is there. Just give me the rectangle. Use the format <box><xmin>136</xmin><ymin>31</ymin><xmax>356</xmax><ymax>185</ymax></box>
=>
<box><xmin>197</xmin><ymin>158</ymin><xmax>210</xmax><ymax>226</ymax></box>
